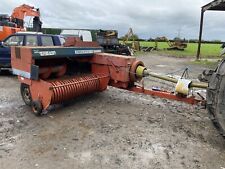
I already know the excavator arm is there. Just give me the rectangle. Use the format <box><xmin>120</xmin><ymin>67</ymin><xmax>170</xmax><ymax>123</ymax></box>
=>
<box><xmin>11</xmin><ymin>4</ymin><xmax>40</xmax><ymax>20</ymax></box>
<box><xmin>0</xmin><ymin>4</ymin><xmax>42</xmax><ymax>41</ymax></box>
<box><xmin>11</xmin><ymin>4</ymin><xmax>42</xmax><ymax>31</ymax></box>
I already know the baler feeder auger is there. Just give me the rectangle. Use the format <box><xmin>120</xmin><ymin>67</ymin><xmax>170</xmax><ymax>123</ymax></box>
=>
<box><xmin>11</xmin><ymin>45</ymin><xmax>207</xmax><ymax>115</ymax></box>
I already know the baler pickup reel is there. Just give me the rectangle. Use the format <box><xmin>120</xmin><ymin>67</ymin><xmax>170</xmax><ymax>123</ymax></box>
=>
<box><xmin>11</xmin><ymin>46</ymin><xmax>208</xmax><ymax>115</ymax></box>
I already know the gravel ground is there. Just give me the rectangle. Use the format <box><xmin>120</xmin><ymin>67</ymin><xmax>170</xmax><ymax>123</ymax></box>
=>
<box><xmin>0</xmin><ymin>54</ymin><xmax>225</xmax><ymax>169</ymax></box>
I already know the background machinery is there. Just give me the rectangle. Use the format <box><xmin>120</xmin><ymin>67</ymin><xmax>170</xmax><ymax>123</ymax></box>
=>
<box><xmin>96</xmin><ymin>29</ymin><xmax>132</xmax><ymax>55</ymax></box>
<box><xmin>122</xmin><ymin>28</ymin><xmax>141</xmax><ymax>52</ymax></box>
<box><xmin>0</xmin><ymin>4</ymin><xmax>42</xmax><ymax>41</ymax></box>
<box><xmin>60</xmin><ymin>29</ymin><xmax>132</xmax><ymax>56</ymax></box>
<box><xmin>155</xmin><ymin>36</ymin><xmax>187</xmax><ymax>51</ymax></box>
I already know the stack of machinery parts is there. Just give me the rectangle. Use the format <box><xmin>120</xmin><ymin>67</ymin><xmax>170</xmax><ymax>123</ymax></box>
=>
<box><xmin>96</xmin><ymin>30</ymin><xmax>132</xmax><ymax>56</ymax></box>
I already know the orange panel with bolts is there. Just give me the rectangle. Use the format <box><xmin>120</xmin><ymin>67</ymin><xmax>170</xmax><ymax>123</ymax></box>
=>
<box><xmin>91</xmin><ymin>53</ymin><xmax>144</xmax><ymax>88</ymax></box>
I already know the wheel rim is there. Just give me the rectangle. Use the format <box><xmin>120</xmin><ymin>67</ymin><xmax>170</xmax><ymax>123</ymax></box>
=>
<box><xmin>31</xmin><ymin>101</ymin><xmax>43</xmax><ymax>115</ymax></box>
<box><xmin>32</xmin><ymin>105</ymin><xmax>38</xmax><ymax>113</ymax></box>
<box><xmin>23</xmin><ymin>87</ymin><xmax>31</xmax><ymax>104</ymax></box>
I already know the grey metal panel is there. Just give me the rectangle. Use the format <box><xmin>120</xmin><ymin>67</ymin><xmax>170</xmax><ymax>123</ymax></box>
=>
<box><xmin>31</xmin><ymin>65</ymin><xmax>39</xmax><ymax>80</ymax></box>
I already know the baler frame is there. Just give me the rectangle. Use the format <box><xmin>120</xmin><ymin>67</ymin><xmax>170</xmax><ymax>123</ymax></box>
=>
<box><xmin>11</xmin><ymin>45</ymin><xmax>207</xmax><ymax>115</ymax></box>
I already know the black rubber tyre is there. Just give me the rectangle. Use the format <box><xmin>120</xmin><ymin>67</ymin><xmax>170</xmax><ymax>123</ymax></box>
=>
<box><xmin>31</xmin><ymin>100</ymin><xmax>43</xmax><ymax>116</ymax></box>
<box><xmin>20</xmin><ymin>83</ymin><xmax>32</xmax><ymax>106</ymax></box>
<box><xmin>207</xmin><ymin>59</ymin><xmax>225</xmax><ymax>137</ymax></box>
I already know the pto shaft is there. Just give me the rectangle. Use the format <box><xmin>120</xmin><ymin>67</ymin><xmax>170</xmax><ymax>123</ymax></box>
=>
<box><xmin>135</xmin><ymin>66</ymin><xmax>208</xmax><ymax>89</ymax></box>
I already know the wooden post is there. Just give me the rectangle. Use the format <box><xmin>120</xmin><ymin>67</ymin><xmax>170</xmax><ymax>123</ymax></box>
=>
<box><xmin>196</xmin><ymin>9</ymin><xmax>205</xmax><ymax>60</ymax></box>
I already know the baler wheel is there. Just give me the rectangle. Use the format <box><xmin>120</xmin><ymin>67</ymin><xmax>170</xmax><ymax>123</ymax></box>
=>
<box><xmin>31</xmin><ymin>100</ymin><xmax>43</xmax><ymax>116</ymax></box>
<box><xmin>207</xmin><ymin>59</ymin><xmax>225</xmax><ymax>137</ymax></box>
<box><xmin>20</xmin><ymin>83</ymin><xmax>32</xmax><ymax>106</ymax></box>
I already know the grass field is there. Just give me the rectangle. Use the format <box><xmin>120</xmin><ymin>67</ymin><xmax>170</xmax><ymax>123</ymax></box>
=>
<box><xmin>139</xmin><ymin>41</ymin><xmax>222</xmax><ymax>58</ymax></box>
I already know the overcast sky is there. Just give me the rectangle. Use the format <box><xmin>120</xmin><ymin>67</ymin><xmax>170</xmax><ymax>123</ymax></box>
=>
<box><xmin>1</xmin><ymin>0</ymin><xmax>225</xmax><ymax>40</ymax></box>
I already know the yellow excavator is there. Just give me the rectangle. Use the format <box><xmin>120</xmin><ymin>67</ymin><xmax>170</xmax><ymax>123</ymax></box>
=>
<box><xmin>155</xmin><ymin>36</ymin><xmax>187</xmax><ymax>51</ymax></box>
<box><xmin>122</xmin><ymin>28</ymin><xmax>140</xmax><ymax>52</ymax></box>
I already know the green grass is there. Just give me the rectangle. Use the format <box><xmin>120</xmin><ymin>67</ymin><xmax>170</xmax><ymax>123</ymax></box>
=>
<box><xmin>139</xmin><ymin>41</ymin><xmax>221</xmax><ymax>58</ymax></box>
<box><xmin>191</xmin><ymin>59</ymin><xmax>221</xmax><ymax>68</ymax></box>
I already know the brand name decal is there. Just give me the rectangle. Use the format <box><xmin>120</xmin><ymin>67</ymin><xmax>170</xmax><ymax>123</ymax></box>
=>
<box><xmin>34</xmin><ymin>50</ymin><xmax>56</xmax><ymax>56</ymax></box>
<box><xmin>75</xmin><ymin>49</ymin><xmax>102</xmax><ymax>54</ymax></box>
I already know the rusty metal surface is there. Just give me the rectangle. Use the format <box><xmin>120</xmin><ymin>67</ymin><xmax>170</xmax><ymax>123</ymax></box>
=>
<box><xmin>64</xmin><ymin>36</ymin><xmax>101</xmax><ymax>48</ymax></box>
